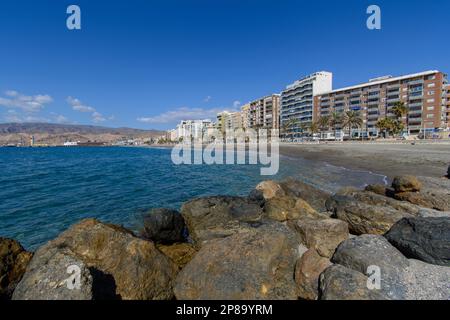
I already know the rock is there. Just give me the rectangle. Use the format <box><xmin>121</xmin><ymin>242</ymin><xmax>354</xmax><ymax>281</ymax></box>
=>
<box><xmin>447</xmin><ymin>165</ymin><xmax>450</xmax><ymax>178</ymax></box>
<box><xmin>174</xmin><ymin>222</ymin><xmax>304</xmax><ymax>300</ymax></box>
<box><xmin>394</xmin><ymin>190</ymin><xmax>450</xmax><ymax>211</ymax></box>
<box><xmin>402</xmin><ymin>259</ymin><xmax>450</xmax><ymax>300</ymax></box>
<box><xmin>279</xmin><ymin>178</ymin><xmax>331</xmax><ymax>212</ymax></box>
<box><xmin>331</xmin><ymin>234</ymin><xmax>450</xmax><ymax>300</ymax></box>
<box><xmin>319</xmin><ymin>264</ymin><xmax>388</xmax><ymax>300</ymax></box>
<box><xmin>338</xmin><ymin>189</ymin><xmax>421</xmax><ymax>214</ymax></box>
<box><xmin>14</xmin><ymin>219</ymin><xmax>178</xmax><ymax>300</ymax></box>
<box><xmin>295</xmin><ymin>249</ymin><xmax>331</xmax><ymax>300</ymax></box>
<box><xmin>181</xmin><ymin>196</ymin><xmax>263</xmax><ymax>246</ymax></box>
<box><xmin>329</xmin><ymin>194</ymin><xmax>413</xmax><ymax>235</ymax></box>
<box><xmin>418</xmin><ymin>209</ymin><xmax>450</xmax><ymax>218</ymax></box>
<box><xmin>12</xmin><ymin>248</ymin><xmax>94</xmax><ymax>300</ymax></box>
<box><xmin>392</xmin><ymin>175</ymin><xmax>422</xmax><ymax>193</ymax></box>
<box><xmin>365</xmin><ymin>184</ymin><xmax>389</xmax><ymax>196</ymax></box>
<box><xmin>331</xmin><ymin>234</ymin><xmax>409</xmax><ymax>299</ymax></box>
<box><xmin>0</xmin><ymin>238</ymin><xmax>33</xmax><ymax>300</ymax></box>
<box><xmin>255</xmin><ymin>180</ymin><xmax>286</xmax><ymax>200</ymax></box>
<box><xmin>264</xmin><ymin>196</ymin><xmax>326</xmax><ymax>222</ymax></box>
<box><xmin>289</xmin><ymin>218</ymin><xmax>349</xmax><ymax>258</ymax></box>
<box><xmin>385</xmin><ymin>217</ymin><xmax>450</xmax><ymax>267</ymax></box>
<box><xmin>156</xmin><ymin>243</ymin><xmax>197</xmax><ymax>269</ymax></box>
<box><xmin>140</xmin><ymin>208</ymin><xmax>186</xmax><ymax>244</ymax></box>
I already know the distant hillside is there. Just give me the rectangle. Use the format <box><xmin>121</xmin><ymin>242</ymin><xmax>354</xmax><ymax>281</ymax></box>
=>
<box><xmin>0</xmin><ymin>123</ymin><xmax>165</xmax><ymax>146</ymax></box>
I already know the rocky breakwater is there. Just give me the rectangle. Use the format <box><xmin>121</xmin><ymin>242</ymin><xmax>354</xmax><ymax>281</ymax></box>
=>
<box><xmin>2</xmin><ymin>170</ymin><xmax>450</xmax><ymax>300</ymax></box>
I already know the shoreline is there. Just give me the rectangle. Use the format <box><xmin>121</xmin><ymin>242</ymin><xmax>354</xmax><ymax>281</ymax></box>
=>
<box><xmin>279</xmin><ymin>142</ymin><xmax>450</xmax><ymax>180</ymax></box>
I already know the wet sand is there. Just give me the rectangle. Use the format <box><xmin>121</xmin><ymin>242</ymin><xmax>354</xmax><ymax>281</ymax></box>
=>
<box><xmin>280</xmin><ymin>142</ymin><xmax>450</xmax><ymax>180</ymax></box>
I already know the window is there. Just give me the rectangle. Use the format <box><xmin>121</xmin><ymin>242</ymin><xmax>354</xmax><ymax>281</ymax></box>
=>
<box><xmin>427</xmin><ymin>83</ymin><xmax>436</xmax><ymax>88</ymax></box>
<box><xmin>426</xmin><ymin>114</ymin><xmax>434</xmax><ymax>118</ymax></box>
<box><xmin>428</xmin><ymin>91</ymin><xmax>435</xmax><ymax>95</ymax></box>
<box><xmin>427</xmin><ymin>98</ymin><xmax>435</xmax><ymax>103</ymax></box>
<box><xmin>427</xmin><ymin>107</ymin><xmax>435</xmax><ymax>111</ymax></box>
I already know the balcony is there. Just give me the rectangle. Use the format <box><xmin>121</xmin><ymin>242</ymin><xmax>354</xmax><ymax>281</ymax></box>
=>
<box><xmin>408</xmin><ymin>79</ymin><xmax>424</xmax><ymax>86</ymax></box>
<box><xmin>409</xmin><ymin>102</ymin><xmax>423</xmax><ymax>108</ymax></box>
<box><xmin>387</xmin><ymin>83</ymin><xmax>401</xmax><ymax>89</ymax></box>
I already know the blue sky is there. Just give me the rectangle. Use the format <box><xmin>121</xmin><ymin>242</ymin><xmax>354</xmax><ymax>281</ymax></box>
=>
<box><xmin>0</xmin><ymin>0</ymin><xmax>449</xmax><ymax>130</ymax></box>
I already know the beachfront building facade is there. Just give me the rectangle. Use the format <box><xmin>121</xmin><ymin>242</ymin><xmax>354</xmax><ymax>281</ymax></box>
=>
<box><xmin>446</xmin><ymin>84</ymin><xmax>450</xmax><ymax>130</ymax></box>
<box><xmin>242</xmin><ymin>94</ymin><xmax>280</xmax><ymax>130</ymax></box>
<box><xmin>280</xmin><ymin>71</ymin><xmax>333</xmax><ymax>137</ymax></box>
<box><xmin>216</xmin><ymin>111</ymin><xmax>243</xmax><ymax>133</ymax></box>
<box><xmin>314</xmin><ymin>70</ymin><xmax>449</xmax><ymax>137</ymax></box>
<box><xmin>175</xmin><ymin>119</ymin><xmax>212</xmax><ymax>141</ymax></box>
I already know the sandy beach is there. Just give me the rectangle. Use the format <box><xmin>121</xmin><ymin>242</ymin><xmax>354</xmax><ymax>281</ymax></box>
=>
<box><xmin>280</xmin><ymin>142</ymin><xmax>450</xmax><ymax>180</ymax></box>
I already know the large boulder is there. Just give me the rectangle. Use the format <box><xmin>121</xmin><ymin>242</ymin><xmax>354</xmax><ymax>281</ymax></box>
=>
<box><xmin>279</xmin><ymin>178</ymin><xmax>330</xmax><ymax>212</ymax></box>
<box><xmin>174</xmin><ymin>222</ymin><xmax>305</xmax><ymax>300</ymax></box>
<box><xmin>264</xmin><ymin>196</ymin><xmax>326</xmax><ymax>222</ymax></box>
<box><xmin>328</xmin><ymin>194</ymin><xmax>413</xmax><ymax>235</ymax></box>
<box><xmin>332</xmin><ymin>235</ymin><xmax>450</xmax><ymax>300</ymax></box>
<box><xmin>392</xmin><ymin>176</ymin><xmax>422</xmax><ymax>193</ymax></box>
<box><xmin>156</xmin><ymin>243</ymin><xmax>197</xmax><ymax>269</ymax></box>
<box><xmin>140</xmin><ymin>208</ymin><xmax>186</xmax><ymax>244</ymax></box>
<box><xmin>319</xmin><ymin>264</ymin><xmax>389</xmax><ymax>300</ymax></box>
<box><xmin>181</xmin><ymin>196</ymin><xmax>263</xmax><ymax>246</ymax></box>
<box><xmin>394</xmin><ymin>190</ymin><xmax>450</xmax><ymax>212</ymax></box>
<box><xmin>385</xmin><ymin>217</ymin><xmax>450</xmax><ymax>267</ymax></box>
<box><xmin>14</xmin><ymin>219</ymin><xmax>178</xmax><ymax>300</ymax></box>
<box><xmin>295</xmin><ymin>248</ymin><xmax>331</xmax><ymax>300</ymax></box>
<box><xmin>0</xmin><ymin>238</ymin><xmax>33</xmax><ymax>300</ymax></box>
<box><xmin>289</xmin><ymin>218</ymin><xmax>349</xmax><ymax>258</ymax></box>
<box><xmin>12</xmin><ymin>248</ymin><xmax>94</xmax><ymax>300</ymax></box>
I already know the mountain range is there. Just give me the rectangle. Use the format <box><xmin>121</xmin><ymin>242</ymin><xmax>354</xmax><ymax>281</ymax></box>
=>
<box><xmin>0</xmin><ymin>123</ymin><xmax>164</xmax><ymax>146</ymax></box>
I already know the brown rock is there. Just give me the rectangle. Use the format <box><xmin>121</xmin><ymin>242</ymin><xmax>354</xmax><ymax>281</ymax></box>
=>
<box><xmin>295</xmin><ymin>249</ymin><xmax>331</xmax><ymax>300</ymax></box>
<box><xmin>255</xmin><ymin>180</ymin><xmax>286</xmax><ymax>200</ymax></box>
<box><xmin>174</xmin><ymin>222</ymin><xmax>303</xmax><ymax>300</ymax></box>
<box><xmin>289</xmin><ymin>218</ymin><xmax>349</xmax><ymax>258</ymax></box>
<box><xmin>264</xmin><ymin>196</ymin><xmax>326</xmax><ymax>222</ymax></box>
<box><xmin>157</xmin><ymin>243</ymin><xmax>197</xmax><ymax>269</ymax></box>
<box><xmin>392</xmin><ymin>175</ymin><xmax>422</xmax><ymax>193</ymax></box>
<box><xmin>365</xmin><ymin>184</ymin><xmax>388</xmax><ymax>196</ymax></box>
<box><xmin>14</xmin><ymin>219</ymin><xmax>178</xmax><ymax>300</ymax></box>
<box><xmin>279</xmin><ymin>178</ymin><xmax>331</xmax><ymax>212</ymax></box>
<box><xmin>0</xmin><ymin>238</ymin><xmax>33</xmax><ymax>300</ymax></box>
<box><xmin>181</xmin><ymin>196</ymin><xmax>263</xmax><ymax>246</ymax></box>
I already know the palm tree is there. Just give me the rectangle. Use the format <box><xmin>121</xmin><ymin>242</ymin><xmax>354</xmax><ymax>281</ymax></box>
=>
<box><xmin>343</xmin><ymin>110</ymin><xmax>363</xmax><ymax>139</ymax></box>
<box><xmin>317</xmin><ymin>115</ymin><xmax>330</xmax><ymax>131</ymax></box>
<box><xmin>284</xmin><ymin>118</ymin><xmax>300</xmax><ymax>140</ymax></box>
<box><xmin>392</xmin><ymin>101</ymin><xmax>409</xmax><ymax>135</ymax></box>
<box><xmin>308</xmin><ymin>121</ymin><xmax>320</xmax><ymax>136</ymax></box>
<box><xmin>330</xmin><ymin>112</ymin><xmax>343</xmax><ymax>140</ymax></box>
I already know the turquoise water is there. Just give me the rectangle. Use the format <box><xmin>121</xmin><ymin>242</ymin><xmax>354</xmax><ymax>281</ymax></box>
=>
<box><xmin>0</xmin><ymin>146</ymin><xmax>386</xmax><ymax>250</ymax></box>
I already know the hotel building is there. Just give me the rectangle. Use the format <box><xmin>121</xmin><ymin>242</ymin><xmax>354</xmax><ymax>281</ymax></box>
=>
<box><xmin>242</xmin><ymin>94</ymin><xmax>280</xmax><ymax>130</ymax></box>
<box><xmin>314</xmin><ymin>70</ymin><xmax>448</xmax><ymax>136</ymax></box>
<box><xmin>280</xmin><ymin>72</ymin><xmax>332</xmax><ymax>135</ymax></box>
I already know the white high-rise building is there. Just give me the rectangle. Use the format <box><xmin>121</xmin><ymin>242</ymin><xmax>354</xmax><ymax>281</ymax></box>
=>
<box><xmin>175</xmin><ymin>119</ymin><xmax>212</xmax><ymax>141</ymax></box>
<box><xmin>280</xmin><ymin>71</ymin><xmax>332</xmax><ymax>135</ymax></box>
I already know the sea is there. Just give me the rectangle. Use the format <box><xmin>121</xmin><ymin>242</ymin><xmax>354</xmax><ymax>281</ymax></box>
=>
<box><xmin>0</xmin><ymin>146</ymin><xmax>387</xmax><ymax>250</ymax></box>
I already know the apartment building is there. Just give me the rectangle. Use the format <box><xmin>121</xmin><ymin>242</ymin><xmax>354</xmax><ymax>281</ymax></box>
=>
<box><xmin>314</xmin><ymin>70</ymin><xmax>448</xmax><ymax>137</ymax></box>
<box><xmin>446</xmin><ymin>84</ymin><xmax>450</xmax><ymax>129</ymax></box>
<box><xmin>175</xmin><ymin>119</ymin><xmax>212</xmax><ymax>140</ymax></box>
<box><xmin>242</xmin><ymin>94</ymin><xmax>280</xmax><ymax>130</ymax></box>
<box><xmin>280</xmin><ymin>72</ymin><xmax>332</xmax><ymax>135</ymax></box>
<box><xmin>216</xmin><ymin>111</ymin><xmax>243</xmax><ymax>133</ymax></box>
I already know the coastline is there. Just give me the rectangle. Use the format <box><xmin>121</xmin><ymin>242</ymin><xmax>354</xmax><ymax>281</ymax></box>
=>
<box><xmin>279</xmin><ymin>142</ymin><xmax>450</xmax><ymax>180</ymax></box>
